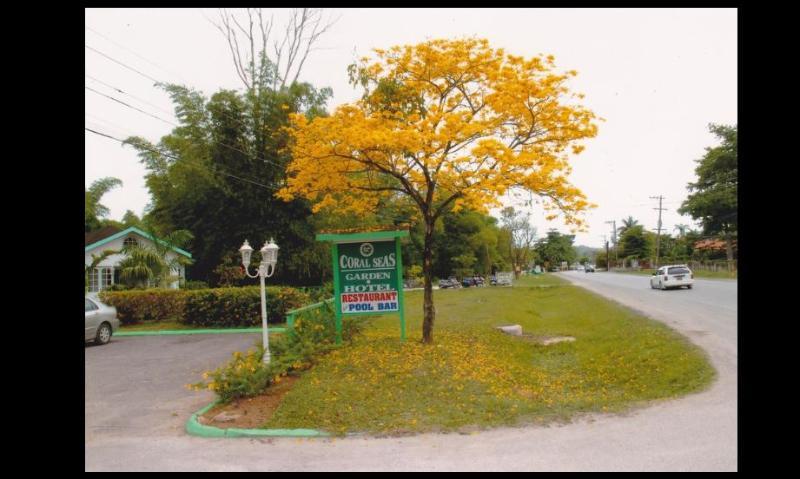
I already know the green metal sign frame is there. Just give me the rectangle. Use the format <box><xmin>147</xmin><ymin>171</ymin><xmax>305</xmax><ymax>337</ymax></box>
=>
<box><xmin>316</xmin><ymin>230</ymin><xmax>408</xmax><ymax>344</ymax></box>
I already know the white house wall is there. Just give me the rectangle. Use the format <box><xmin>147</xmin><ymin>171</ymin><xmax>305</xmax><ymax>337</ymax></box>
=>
<box><xmin>85</xmin><ymin>233</ymin><xmax>186</xmax><ymax>289</ymax></box>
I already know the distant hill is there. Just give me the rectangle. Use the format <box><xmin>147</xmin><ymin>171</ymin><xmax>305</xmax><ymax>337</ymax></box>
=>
<box><xmin>574</xmin><ymin>245</ymin><xmax>601</xmax><ymax>262</ymax></box>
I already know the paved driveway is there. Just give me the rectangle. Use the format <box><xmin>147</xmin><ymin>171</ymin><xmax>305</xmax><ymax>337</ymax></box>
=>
<box><xmin>86</xmin><ymin>274</ymin><xmax>736</xmax><ymax>471</ymax></box>
<box><xmin>85</xmin><ymin>333</ymin><xmax>262</xmax><ymax>442</ymax></box>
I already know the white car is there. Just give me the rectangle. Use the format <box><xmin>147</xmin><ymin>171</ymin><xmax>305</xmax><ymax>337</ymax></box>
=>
<box><xmin>650</xmin><ymin>265</ymin><xmax>694</xmax><ymax>290</ymax></box>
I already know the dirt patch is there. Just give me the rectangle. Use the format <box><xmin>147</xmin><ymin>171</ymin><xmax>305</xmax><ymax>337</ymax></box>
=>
<box><xmin>198</xmin><ymin>375</ymin><xmax>300</xmax><ymax>429</ymax></box>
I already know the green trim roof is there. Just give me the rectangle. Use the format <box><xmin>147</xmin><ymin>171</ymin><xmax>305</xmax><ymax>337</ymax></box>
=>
<box><xmin>84</xmin><ymin>226</ymin><xmax>192</xmax><ymax>258</ymax></box>
<box><xmin>315</xmin><ymin>230</ymin><xmax>409</xmax><ymax>243</ymax></box>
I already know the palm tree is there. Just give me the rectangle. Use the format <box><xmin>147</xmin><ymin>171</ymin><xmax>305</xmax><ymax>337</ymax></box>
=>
<box><xmin>617</xmin><ymin>216</ymin><xmax>640</xmax><ymax>236</ymax></box>
<box><xmin>118</xmin><ymin>228</ymin><xmax>194</xmax><ymax>289</ymax></box>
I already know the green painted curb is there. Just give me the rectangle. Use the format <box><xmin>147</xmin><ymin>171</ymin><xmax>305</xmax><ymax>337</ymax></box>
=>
<box><xmin>116</xmin><ymin>327</ymin><xmax>286</xmax><ymax>337</ymax></box>
<box><xmin>186</xmin><ymin>400</ymin><xmax>330</xmax><ymax>438</ymax></box>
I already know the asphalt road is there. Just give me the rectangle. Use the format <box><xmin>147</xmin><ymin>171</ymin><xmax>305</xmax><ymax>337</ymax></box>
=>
<box><xmin>85</xmin><ymin>273</ymin><xmax>736</xmax><ymax>471</ymax></box>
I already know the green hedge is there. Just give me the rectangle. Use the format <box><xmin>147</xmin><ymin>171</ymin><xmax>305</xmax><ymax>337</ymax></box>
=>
<box><xmin>183</xmin><ymin>286</ymin><xmax>309</xmax><ymax>327</ymax></box>
<box><xmin>99</xmin><ymin>286</ymin><xmax>310</xmax><ymax>327</ymax></box>
<box><xmin>98</xmin><ymin>289</ymin><xmax>186</xmax><ymax>324</ymax></box>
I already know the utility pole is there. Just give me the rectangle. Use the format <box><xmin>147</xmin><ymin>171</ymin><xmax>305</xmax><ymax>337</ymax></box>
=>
<box><xmin>650</xmin><ymin>196</ymin><xmax>666</xmax><ymax>269</ymax></box>
<box><xmin>604</xmin><ymin>220</ymin><xmax>617</xmax><ymax>269</ymax></box>
<box><xmin>601</xmin><ymin>234</ymin><xmax>609</xmax><ymax>271</ymax></box>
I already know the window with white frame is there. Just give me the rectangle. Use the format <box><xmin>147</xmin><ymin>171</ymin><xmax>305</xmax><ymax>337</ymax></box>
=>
<box><xmin>88</xmin><ymin>268</ymin><xmax>100</xmax><ymax>292</ymax></box>
<box><xmin>123</xmin><ymin>236</ymin><xmax>138</xmax><ymax>248</ymax></box>
<box><xmin>102</xmin><ymin>268</ymin><xmax>114</xmax><ymax>289</ymax></box>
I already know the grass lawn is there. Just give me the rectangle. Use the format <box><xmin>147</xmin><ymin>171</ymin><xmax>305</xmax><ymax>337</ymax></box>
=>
<box><xmin>260</xmin><ymin>274</ymin><xmax>715</xmax><ymax>435</ymax></box>
<box><xmin>615</xmin><ymin>269</ymin><xmax>737</xmax><ymax>280</ymax></box>
<box><xmin>120</xmin><ymin>320</ymin><xmax>286</xmax><ymax>331</ymax></box>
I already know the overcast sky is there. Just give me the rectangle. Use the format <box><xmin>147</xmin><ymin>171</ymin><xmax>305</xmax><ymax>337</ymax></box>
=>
<box><xmin>85</xmin><ymin>8</ymin><xmax>737</xmax><ymax>248</ymax></box>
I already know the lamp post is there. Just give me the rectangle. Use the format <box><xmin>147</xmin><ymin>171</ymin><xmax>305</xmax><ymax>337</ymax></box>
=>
<box><xmin>239</xmin><ymin>238</ymin><xmax>279</xmax><ymax>364</ymax></box>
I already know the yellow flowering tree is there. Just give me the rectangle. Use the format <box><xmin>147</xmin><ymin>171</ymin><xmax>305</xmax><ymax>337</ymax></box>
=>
<box><xmin>279</xmin><ymin>38</ymin><xmax>599</xmax><ymax>343</ymax></box>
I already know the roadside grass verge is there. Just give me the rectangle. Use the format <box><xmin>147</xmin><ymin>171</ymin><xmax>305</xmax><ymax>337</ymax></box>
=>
<box><xmin>613</xmin><ymin>269</ymin><xmax>737</xmax><ymax>280</ymax></box>
<box><xmin>262</xmin><ymin>274</ymin><xmax>715</xmax><ymax>435</ymax></box>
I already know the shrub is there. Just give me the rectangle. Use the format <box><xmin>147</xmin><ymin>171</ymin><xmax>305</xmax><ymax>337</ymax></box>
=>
<box><xmin>280</xmin><ymin>300</ymin><xmax>363</xmax><ymax>347</ymax></box>
<box><xmin>406</xmin><ymin>264</ymin><xmax>423</xmax><ymax>281</ymax></box>
<box><xmin>100</xmin><ymin>286</ymin><xmax>309</xmax><ymax>326</ymax></box>
<box><xmin>300</xmin><ymin>282</ymin><xmax>334</xmax><ymax>303</ymax></box>
<box><xmin>99</xmin><ymin>289</ymin><xmax>186</xmax><ymax>324</ymax></box>
<box><xmin>211</xmin><ymin>252</ymin><xmax>246</xmax><ymax>287</ymax></box>
<box><xmin>183</xmin><ymin>280</ymin><xmax>210</xmax><ymax>290</ymax></box>
<box><xmin>182</xmin><ymin>286</ymin><xmax>310</xmax><ymax>328</ymax></box>
<box><xmin>191</xmin><ymin>300</ymin><xmax>368</xmax><ymax>402</ymax></box>
<box><xmin>106</xmin><ymin>283</ymin><xmax>130</xmax><ymax>292</ymax></box>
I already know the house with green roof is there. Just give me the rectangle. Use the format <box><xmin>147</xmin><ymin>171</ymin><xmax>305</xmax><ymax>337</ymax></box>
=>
<box><xmin>84</xmin><ymin>226</ymin><xmax>192</xmax><ymax>292</ymax></box>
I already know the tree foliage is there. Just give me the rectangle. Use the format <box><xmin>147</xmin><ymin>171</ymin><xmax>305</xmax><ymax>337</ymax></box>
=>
<box><xmin>534</xmin><ymin>229</ymin><xmax>576</xmax><ymax>268</ymax></box>
<box><xmin>280</xmin><ymin>38</ymin><xmax>599</xmax><ymax>343</ymax></box>
<box><xmin>619</xmin><ymin>224</ymin><xmax>651</xmax><ymax>260</ymax></box>
<box><xmin>617</xmin><ymin>215</ymin><xmax>639</xmax><ymax>237</ymax></box>
<box><xmin>85</xmin><ymin>177</ymin><xmax>122</xmax><ymax>232</ymax></box>
<box><xmin>431</xmin><ymin>208</ymin><xmax>505</xmax><ymax>278</ymax></box>
<box><xmin>499</xmin><ymin>206</ymin><xmax>537</xmax><ymax>277</ymax></box>
<box><xmin>678</xmin><ymin>124</ymin><xmax>737</xmax><ymax>259</ymax></box>
<box><xmin>121</xmin><ymin>210</ymin><xmax>143</xmax><ymax>228</ymax></box>
<box><xmin>124</xmin><ymin>81</ymin><xmax>332</xmax><ymax>285</ymax></box>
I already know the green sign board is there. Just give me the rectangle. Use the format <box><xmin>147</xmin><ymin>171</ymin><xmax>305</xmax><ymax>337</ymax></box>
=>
<box><xmin>337</xmin><ymin>240</ymin><xmax>399</xmax><ymax>313</ymax></box>
<box><xmin>316</xmin><ymin>230</ymin><xmax>408</xmax><ymax>343</ymax></box>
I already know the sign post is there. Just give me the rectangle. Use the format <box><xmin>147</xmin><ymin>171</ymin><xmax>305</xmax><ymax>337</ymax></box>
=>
<box><xmin>316</xmin><ymin>230</ymin><xmax>409</xmax><ymax>344</ymax></box>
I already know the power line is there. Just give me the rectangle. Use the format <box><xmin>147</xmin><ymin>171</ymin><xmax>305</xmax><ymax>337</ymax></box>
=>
<box><xmin>86</xmin><ymin>43</ymin><xmax>285</xmax><ymax>168</ymax></box>
<box><xmin>85</xmin><ymin>25</ymin><xmax>187</xmax><ymax>83</ymax></box>
<box><xmin>85</xmin><ymin>73</ymin><xmax>176</xmax><ymax>116</ymax></box>
<box><xmin>86</xmin><ymin>85</ymin><xmax>285</xmax><ymax>169</ymax></box>
<box><xmin>86</xmin><ymin>44</ymin><xmax>161</xmax><ymax>84</ymax></box>
<box><xmin>85</xmin><ymin>118</ymin><xmax>137</xmax><ymax>143</ymax></box>
<box><xmin>85</xmin><ymin>127</ymin><xmax>278</xmax><ymax>191</ymax></box>
<box><xmin>85</xmin><ymin>40</ymin><xmax>258</xmax><ymax>138</ymax></box>
<box><xmin>85</xmin><ymin>113</ymin><xmax>139</xmax><ymax>137</ymax></box>
<box><xmin>86</xmin><ymin>85</ymin><xmax>178</xmax><ymax>127</ymax></box>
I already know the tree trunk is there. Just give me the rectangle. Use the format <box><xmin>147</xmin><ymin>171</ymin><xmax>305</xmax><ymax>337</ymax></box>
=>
<box><xmin>422</xmin><ymin>219</ymin><xmax>435</xmax><ymax>344</ymax></box>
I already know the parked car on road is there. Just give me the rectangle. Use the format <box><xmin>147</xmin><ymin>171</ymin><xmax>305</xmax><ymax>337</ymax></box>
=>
<box><xmin>650</xmin><ymin>265</ymin><xmax>694</xmax><ymax>290</ymax></box>
<box><xmin>585</xmin><ymin>265</ymin><xmax>595</xmax><ymax>273</ymax></box>
<box><xmin>85</xmin><ymin>296</ymin><xmax>120</xmax><ymax>345</ymax></box>
<box><xmin>462</xmin><ymin>275</ymin><xmax>486</xmax><ymax>287</ymax></box>
<box><xmin>439</xmin><ymin>276</ymin><xmax>461</xmax><ymax>289</ymax></box>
